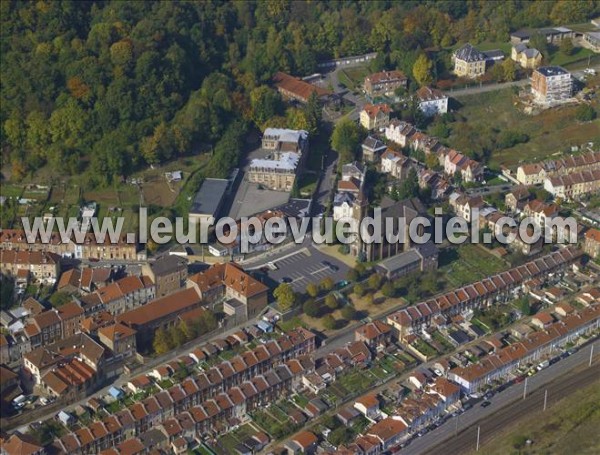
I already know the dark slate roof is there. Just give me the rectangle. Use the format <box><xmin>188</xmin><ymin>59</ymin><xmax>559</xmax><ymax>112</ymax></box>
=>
<box><xmin>190</xmin><ymin>178</ymin><xmax>229</xmax><ymax>217</ymax></box>
<box><xmin>449</xmin><ymin>330</ymin><xmax>472</xmax><ymax>345</ymax></box>
<box><xmin>148</xmin><ymin>254</ymin><xmax>187</xmax><ymax>276</ymax></box>
<box><xmin>362</xmin><ymin>136</ymin><xmax>386</xmax><ymax>151</ymax></box>
<box><xmin>454</xmin><ymin>43</ymin><xmax>486</xmax><ymax>62</ymax></box>
<box><xmin>536</xmin><ymin>66</ymin><xmax>569</xmax><ymax>77</ymax></box>
<box><xmin>482</xmin><ymin>49</ymin><xmax>504</xmax><ymax>60</ymax></box>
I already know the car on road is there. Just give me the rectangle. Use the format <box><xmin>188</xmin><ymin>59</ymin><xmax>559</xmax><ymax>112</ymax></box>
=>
<box><xmin>480</xmin><ymin>400</ymin><xmax>492</xmax><ymax>408</ymax></box>
<box><xmin>279</xmin><ymin>277</ymin><xmax>292</xmax><ymax>283</ymax></box>
<box><xmin>335</xmin><ymin>280</ymin><xmax>349</xmax><ymax>289</ymax></box>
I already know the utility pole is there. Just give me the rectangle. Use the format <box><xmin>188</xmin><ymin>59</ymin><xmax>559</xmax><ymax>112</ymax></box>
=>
<box><xmin>543</xmin><ymin>389</ymin><xmax>548</xmax><ymax>411</ymax></box>
<box><xmin>590</xmin><ymin>344</ymin><xmax>595</xmax><ymax>367</ymax></box>
<box><xmin>455</xmin><ymin>414</ymin><xmax>459</xmax><ymax>437</ymax></box>
<box><xmin>476</xmin><ymin>426</ymin><xmax>481</xmax><ymax>452</ymax></box>
<box><xmin>523</xmin><ymin>377</ymin><xmax>528</xmax><ymax>399</ymax></box>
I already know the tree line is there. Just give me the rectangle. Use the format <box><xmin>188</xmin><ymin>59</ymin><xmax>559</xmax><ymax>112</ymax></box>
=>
<box><xmin>2</xmin><ymin>1</ymin><xmax>597</xmax><ymax>185</ymax></box>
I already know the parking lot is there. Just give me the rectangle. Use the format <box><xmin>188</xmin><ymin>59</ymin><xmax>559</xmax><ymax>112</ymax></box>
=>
<box><xmin>265</xmin><ymin>247</ymin><xmax>349</xmax><ymax>292</ymax></box>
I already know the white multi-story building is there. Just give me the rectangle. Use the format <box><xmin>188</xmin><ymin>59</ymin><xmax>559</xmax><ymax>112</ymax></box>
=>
<box><xmin>531</xmin><ymin>66</ymin><xmax>572</xmax><ymax>104</ymax></box>
<box><xmin>416</xmin><ymin>86</ymin><xmax>448</xmax><ymax>117</ymax></box>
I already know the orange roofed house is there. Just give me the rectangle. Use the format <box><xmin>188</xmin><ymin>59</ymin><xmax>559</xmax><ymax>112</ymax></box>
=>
<box><xmin>116</xmin><ymin>287</ymin><xmax>203</xmax><ymax>350</ymax></box>
<box><xmin>273</xmin><ymin>71</ymin><xmax>332</xmax><ymax>104</ymax></box>
<box><xmin>187</xmin><ymin>262</ymin><xmax>268</xmax><ymax>320</ymax></box>
<box><xmin>0</xmin><ymin>250</ymin><xmax>60</xmax><ymax>285</ymax></box>
<box><xmin>360</xmin><ymin>103</ymin><xmax>392</xmax><ymax>130</ymax></box>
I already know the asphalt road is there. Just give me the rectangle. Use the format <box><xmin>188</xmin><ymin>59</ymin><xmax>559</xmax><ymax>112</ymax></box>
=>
<box><xmin>254</xmin><ymin>243</ymin><xmax>350</xmax><ymax>293</ymax></box>
<box><xmin>403</xmin><ymin>340</ymin><xmax>600</xmax><ymax>454</ymax></box>
<box><xmin>312</xmin><ymin>147</ymin><xmax>338</xmax><ymax>217</ymax></box>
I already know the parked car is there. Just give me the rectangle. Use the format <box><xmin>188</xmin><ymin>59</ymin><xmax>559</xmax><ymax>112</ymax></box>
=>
<box><xmin>279</xmin><ymin>277</ymin><xmax>292</xmax><ymax>283</ymax></box>
<box><xmin>480</xmin><ymin>401</ymin><xmax>492</xmax><ymax>408</ymax></box>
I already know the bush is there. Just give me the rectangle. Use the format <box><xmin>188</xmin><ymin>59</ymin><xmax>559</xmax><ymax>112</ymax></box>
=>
<box><xmin>320</xmin><ymin>277</ymin><xmax>335</xmax><ymax>292</ymax></box>
<box><xmin>303</xmin><ymin>298</ymin><xmax>319</xmax><ymax>317</ymax></box>
<box><xmin>368</xmin><ymin>273</ymin><xmax>383</xmax><ymax>290</ymax></box>
<box><xmin>381</xmin><ymin>282</ymin><xmax>395</xmax><ymax>298</ymax></box>
<box><xmin>325</xmin><ymin>293</ymin><xmax>338</xmax><ymax>310</ymax></box>
<box><xmin>496</xmin><ymin>130</ymin><xmax>529</xmax><ymax>149</ymax></box>
<box><xmin>341</xmin><ymin>305</ymin><xmax>357</xmax><ymax>321</ymax></box>
<box><xmin>306</xmin><ymin>283</ymin><xmax>319</xmax><ymax>298</ymax></box>
<box><xmin>575</xmin><ymin>104</ymin><xmax>596</xmax><ymax>122</ymax></box>
<box><xmin>346</xmin><ymin>268</ymin><xmax>359</xmax><ymax>282</ymax></box>
<box><xmin>322</xmin><ymin>314</ymin><xmax>337</xmax><ymax>330</ymax></box>
<box><xmin>354</xmin><ymin>283</ymin><xmax>365</xmax><ymax>297</ymax></box>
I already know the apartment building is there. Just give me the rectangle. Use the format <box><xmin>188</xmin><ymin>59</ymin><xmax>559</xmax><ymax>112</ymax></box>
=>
<box><xmin>141</xmin><ymin>255</ymin><xmax>187</xmax><ymax>298</ymax></box>
<box><xmin>516</xmin><ymin>151</ymin><xmax>600</xmax><ymax>185</ymax></box>
<box><xmin>364</xmin><ymin>70</ymin><xmax>407</xmax><ymax>97</ymax></box>
<box><xmin>531</xmin><ymin>66</ymin><xmax>572</xmax><ymax>104</ymax></box>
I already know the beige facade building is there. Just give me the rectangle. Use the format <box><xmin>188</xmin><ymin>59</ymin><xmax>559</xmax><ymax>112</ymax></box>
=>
<box><xmin>0</xmin><ymin>249</ymin><xmax>60</xmax><ymax>284</ymax></box>
<box><xmin>453</xmin><ymin>44</ymin><xmax>486</xmax><ymax>78</ymax></box>
<box><xmin>584</xmin><ymin>228</ymin><xmax>600</xmax><ymax>259</ymax></box>
<box><xmin>360</xmin><ymin>103</ymin><xmax>391</xmax><ymax>130</ymax></box>
<box><xmin>248</xmin><ymin>128</ymin><xmax>309</xmax><ymax>192</ymax></box>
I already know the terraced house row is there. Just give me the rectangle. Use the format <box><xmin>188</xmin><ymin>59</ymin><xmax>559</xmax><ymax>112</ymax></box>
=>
<box><xmin>52</xmin><ymin>328</ymin><xmax>316</xmax><ymax>453</ymax></box>
<box><xmin>55</xmin><ymin>356</ymin><xmax>314</xmax><ymax>454</ymax></box>
<box><xmin>449</xmin><ymin>304</ymin><xmax>600</xmax><ymax>392</ymax></box>
<box><xmin>387</xmin><ymin>247</ymin><xmax>582</xmax><ymax>339</ymax></box>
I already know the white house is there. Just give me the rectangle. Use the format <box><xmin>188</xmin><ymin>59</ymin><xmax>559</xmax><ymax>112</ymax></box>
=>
<box><xmin>333</xmin><ymin>192</ymin><xmax>357</xmax><ymax>221</ymax></box>
<box><xmin>416</xmin><ymin>86</ymin><xmax>448</xmax><ymax>117</ymax></box>
<box><xmin>384</xmin><ymin>120</ymin><xmax>416</xmax><ymax>147</ymax></box>
<box><xmin>381</xmin><ymin>149</ymin><xmax>410</xmax><ymax>180</ymax></box>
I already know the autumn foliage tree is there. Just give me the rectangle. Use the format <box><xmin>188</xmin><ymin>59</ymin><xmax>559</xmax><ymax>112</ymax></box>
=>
<box><xmin>413</xmin><ymin>54</ymin><xmax>434</xmax><ymax>86</ymax></box>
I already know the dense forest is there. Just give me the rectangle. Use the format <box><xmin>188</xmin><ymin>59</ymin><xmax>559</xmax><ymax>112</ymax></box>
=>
<box><xmin>1</xmin><ymin>1</ymin><xmax>598</xmax><ymax>186</ymax></box>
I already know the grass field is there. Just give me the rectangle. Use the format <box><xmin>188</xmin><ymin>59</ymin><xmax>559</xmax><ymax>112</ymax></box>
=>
<box><xmin>338</xmin><ymin>66</ymin><xmax>370</xmax><ymax>91</ymax></box>
<box><xmin>439</xmin><ymin>244</ymin><xmax>508</xmax><ymax>288</ymax></box>
<box><xmin>449</xmin><ymin>88</ymin><xmax>600</xmax><ymax>169</ymax></box>
<box><xmin>471</xmin><ymin>380</ymin><xmax>600</xmax><ymax>455</ymax></box>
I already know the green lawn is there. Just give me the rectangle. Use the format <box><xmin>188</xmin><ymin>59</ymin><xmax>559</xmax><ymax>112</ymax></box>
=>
<box><xmin>412</xmin><ymin>339</ymin><xmax>439</xmax><ymax>358</ymax></box>
<box><xmin>551</xmin><ymin>46</ymin><xmax>597</xmax><ymax>67</ymax></box>
<box><xmin>439</xmin><ymin>244</ymin><xmax>508</xmax><ymax>288</ymax></box>
<box><xmin>338</xmin><ymin>66</ymin><xmax>370</xmax><ymax>92</ymax></box>
<box><xmin>336</xmin><ymin>369</ymin><xmax>377</xmax><ymax>395</ymax></box>
<box><xmin>0</xmin><ymin>184</ymin><xmax>24</xmax><ymax>198</ymax></box>
<box><xmin>292</xmin><ymin>393</ymin><xmax>310</xmax><ymax>408</ymax></box>
<box><xmin>297</xmin><ymin>172</ymin><xmax>318</xmax><ymax>197</ymax></box>
<box><xmin>449</xmin><ymin>88</ymin><xmax>600</xmax><ymax>169</ymax></box>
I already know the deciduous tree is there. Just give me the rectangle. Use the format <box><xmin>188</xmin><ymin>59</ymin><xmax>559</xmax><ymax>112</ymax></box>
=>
<box><xmin>274</xmin><ymin>283</ymin><xmax>296</xmax><ymax>311</ymax></box>
<box><xmin>413</xmin><ymin>54</ymin><xmax>434</xmax><ymax>86</ymax></box>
